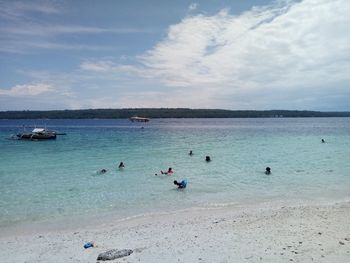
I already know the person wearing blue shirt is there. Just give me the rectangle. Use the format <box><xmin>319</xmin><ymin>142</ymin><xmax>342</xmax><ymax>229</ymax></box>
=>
<box><xmin>174</xmin><ymin>180</ymin><xmax>187</xmax><ymax>189</ymax></box>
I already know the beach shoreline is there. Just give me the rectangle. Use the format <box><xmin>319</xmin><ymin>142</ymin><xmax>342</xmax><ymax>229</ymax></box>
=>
<box><xmin>1</xmin><ymin>199</ymin><xmax>349</xmax><ymax>263</ymax></box>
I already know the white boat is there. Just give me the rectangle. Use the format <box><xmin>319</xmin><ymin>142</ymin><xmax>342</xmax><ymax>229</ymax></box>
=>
<box><xmin>17</xmin><ymin>128</ymin><xmax>57</xmax><ymax>140</ymax></box>
<box><xmin>129</xmin><ymin>116</ymin><xmax>150</xmax><ymax>122</ymax></box>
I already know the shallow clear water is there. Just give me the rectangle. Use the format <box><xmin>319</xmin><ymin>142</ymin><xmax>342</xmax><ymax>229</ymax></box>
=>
<box><xmin>0</xmin><ymin>118</ymin><xmax>349</xmax><ymax>228</ymax></box>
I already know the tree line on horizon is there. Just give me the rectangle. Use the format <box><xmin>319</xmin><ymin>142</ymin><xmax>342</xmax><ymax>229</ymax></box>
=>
<box><xmin>0</xmin><ymin>108</ymin><xmax>349</xmax><ymax>119</ymax></box>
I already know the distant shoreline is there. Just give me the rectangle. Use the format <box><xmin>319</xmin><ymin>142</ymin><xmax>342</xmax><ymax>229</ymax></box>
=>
<box><xmin>1</xmin><ymin>108</ymin><xmax>350</xmax><ymax>119</ymax></box>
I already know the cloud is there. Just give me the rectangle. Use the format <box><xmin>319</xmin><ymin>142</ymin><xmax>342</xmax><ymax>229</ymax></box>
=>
<box><xmin>2</xmin><ymin>0</ymin><xmax>349</xmax><ymax>111</ymax></box>
<box><xmin>21</xmin><ymin>41</ymin><xmax>113</xmax><ymax>51</ymax></box>
<box><xmin>1</xmin><ymin>25</ymin><xmax>154</xmax><ymax>37</ymax></box>
<box><xmin>132</xmin><ymin>0</ymin><xmax>350</xmax><ymax>109</ymax></box>
<box><xmin>80</xmin><ymin>61</ymin><xmax>117</xmax><ymax>72</ymax></box>
<box><xmin>0</xmin><ymin>83</ymin><xmax>54</xmax><ymax>97</ymax></box>
<box><xmin>80</xmin><ymin>60</ymin><xmax>146</xmax><ymax>77</ymax></box>
<box><xmin>0</xmin><ymin>39</ymin><xmax>116</xmax><ymax>54</ymax></box>
<box><xmin>0</xmin><ymin>0</ymin><xmax>154</xmax><ymax>54</ymax></box>
<box><xmin>11</xmin><ymin>1</ymin><xmax>60</xmax><ymax>14</ymax></box>
<box><xmin>0</xmin><ymin>25</ymin><xmax>154</xmax><ymax>53</ymax></box>
<box><xmin>0</xmin><ymin>1</ymin><xmax>61</xmax><ymax>20</ymax></box>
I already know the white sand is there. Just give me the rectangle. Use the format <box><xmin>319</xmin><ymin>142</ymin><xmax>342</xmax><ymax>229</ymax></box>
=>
<box><xmin>1</xmin><ymin>201</ymin><xmax>349</xmax><ymax>263</ymax></box>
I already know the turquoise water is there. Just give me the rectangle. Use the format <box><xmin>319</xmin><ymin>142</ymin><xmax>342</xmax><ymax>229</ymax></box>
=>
<box><xmin>0</xmin><ymin>118</ymin><xmax>350</xmax><ymax>228</ymax></box>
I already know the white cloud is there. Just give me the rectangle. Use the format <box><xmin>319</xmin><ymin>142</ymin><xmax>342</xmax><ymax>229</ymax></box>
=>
<box><xmin>0</xmin><ymin>25</ymin><xmax>154</xmax><ymax>37</ymax></box>
<box><xmin>80</xmin><ymin>60</ymin><xmax>146</xmax><ymax>77</ymax></box>
<box><xmin>0</xmin><ymin>83</ymin><xmax>54</xmax><ymax>97</ymax></box>
<box><xmin>12</xmin><ymin>1</ymin><xmax>60</xmax><ymax>14</ymax></box>
<box><xmin>3</xmin><ymin>0</ymin><xmax>350</xmax><ymax>110</ymax></box>
<box><xmin>132</xmin><ymin>0</ymin><xmax>350</xmax><ymax>109</ymax></box>
<box><xmin>0</xmin><ymin>1</ymin><xmax>154</xmax><ymax>54</ymax></box>
<box><xmin>80</xmin><ymin>61</ymin><xmax>116</xmax><ymax>72</ymax></box>
<box><xmin>0</xmin><ymin>1</ymin><xmax>61</xmax><ymax>20</ymax></box>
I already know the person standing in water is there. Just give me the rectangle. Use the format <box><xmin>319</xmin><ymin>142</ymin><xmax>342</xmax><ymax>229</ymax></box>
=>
<box><xmin>189</xmin><ymin>150</ymin><xmax>193</xmax><ymax>156</ymax></box>
<box><xmin>265</xmin><ymin>167</ymin><xmax>271</xmax><ymax>175</ymax></box>
<box><xmin>205</xmin><ymin>156</ymin><xmax>211</xmax><ymax>162</ymax></box>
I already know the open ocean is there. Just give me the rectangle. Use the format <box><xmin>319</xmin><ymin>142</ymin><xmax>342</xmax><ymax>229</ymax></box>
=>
<box><xmin>0</xmin><ymin>118</ymin><xmax>350</xmax><ymax>230</ymax></box>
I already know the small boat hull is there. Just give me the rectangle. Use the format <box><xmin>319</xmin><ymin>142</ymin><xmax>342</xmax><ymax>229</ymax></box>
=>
<box><xmin>17</xmin><ymin>133</ymin><xmax>56</xmax><ymax>140</ymax></box>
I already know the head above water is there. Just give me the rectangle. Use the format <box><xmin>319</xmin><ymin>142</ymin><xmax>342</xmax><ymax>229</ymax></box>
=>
<box><xmin>205</xmin><ymin>156</ymin><xmax>211</xmax><ymax>162</ymax></box>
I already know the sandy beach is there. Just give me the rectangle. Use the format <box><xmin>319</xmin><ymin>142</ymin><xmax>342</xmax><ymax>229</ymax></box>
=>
<box><xmin>1</xmin><ymin>201</ymin><xmax>349</xmax><ymax>263</ymax></box>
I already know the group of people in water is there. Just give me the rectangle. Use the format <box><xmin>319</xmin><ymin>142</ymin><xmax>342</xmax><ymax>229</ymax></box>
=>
<box><xmin>157</xmin><ymin>151</ymin><xmax>213</xmax><ymax>188</ymax></box>
<box><xmin>156</xmin><ymin>168</ymin><xmax>186</xmax><ymax>189</ymax></box>
<box><xmin>98</xmin><ymin>138</ymin><xmax>327</xmax><ymax>188</ymax></box>
<box><xmin>97</xmin><ymin>154</ymin><xmax>274</xmax><ymax>184</ymax></box>
<box><xmin>97</xmin><ymin>150</ymin><xmax>212</xmax><ymax>189</ymax></box>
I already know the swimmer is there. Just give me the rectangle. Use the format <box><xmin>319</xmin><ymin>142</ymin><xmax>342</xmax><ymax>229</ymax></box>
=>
<box><xmin>321</xmin><ymin>139</ymin><xmax>325</xmax><ymax>143</ymax></box>
<box><xmin>189</xmin><ymin>150</ymin><xmax>193</xmax><ymax>156</ymax></box>
<box><xmin>205</xmin><ymin>156</ymin><xmax>211</xmax><ymax>162</ymax></box>
<box><xmin>99</xmin><ymin>169</ymin><xmax>107</xmax><ymax>174</ymax></box>
<box><xmin>118</xmin><ymin>162</ymin><xmax>125</xmax><ymax>168</ymax></box>
<box><xmin>161</xmin><ymin>167</ymin><xmax>173</xmax><ymax>175</ymax></box>
<box><xmin>174</xmin><ymin>180</ymin><xmax>187</xmax><ymax>189</ymax></box>
<box><xmin>265</xmin><ymin>167</ymin><xmax>271</xmax><ymax>175</ymax></box>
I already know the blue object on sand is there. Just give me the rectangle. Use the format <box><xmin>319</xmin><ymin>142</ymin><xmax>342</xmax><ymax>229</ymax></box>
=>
<box><xmin>84</xmin><ymin>242</ymin><xmax>94</xmax><ymax>249</ymax></box>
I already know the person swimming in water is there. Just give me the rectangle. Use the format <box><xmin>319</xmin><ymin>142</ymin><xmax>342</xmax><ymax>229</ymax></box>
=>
<box><xmin>118</xmin><ymin>162</ymin><xmax>125</xmax><ymax>168</ymax></box>
<box><xmin>99</xmin><ymin>169</ymin><xmax>107</xmax><ymax>174</ymax></box>
<box><xmin>205</xmin><ymin>156</ymin><xmax>211</xmax><ymax>162</ymax></box>
<box><xmin>189</xmin><ymin>150</ymin><xmax>193</xmax><ymax>156</ymax></box>
<box><xmin>321</xmin><ymin>139</ymin><xmax>325</xmax><ymax>143</ymax></box>
<box><xmin>265</xmin><ymin>167</ymin><xmax>271</xmax><ymax>175</ymax></box>
<box><xmin>161</xmin><ymin>167</ymin><xmax>173</xmax><ymax>175</ymax></box>
<box><xmin>174</xmin><ymin>180</ymin><xmax>187</xmax><ymax>189</ymax></box>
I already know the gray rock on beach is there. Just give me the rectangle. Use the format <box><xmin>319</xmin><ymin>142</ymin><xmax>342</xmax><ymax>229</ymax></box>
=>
<box><xmin>97</xmin><ymin>249</ymin><xmax>133</xmax><ymax>261</ymax></box>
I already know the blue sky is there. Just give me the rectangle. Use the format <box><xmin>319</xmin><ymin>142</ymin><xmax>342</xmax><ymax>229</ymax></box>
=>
<box><xmin>0</xmin><ymin>0</ymin><xmax>349</xmax><ymax>111</ymax></box>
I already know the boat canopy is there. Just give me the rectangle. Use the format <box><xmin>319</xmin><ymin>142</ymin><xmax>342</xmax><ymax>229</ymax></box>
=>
<box><xmin>32</xmin><ymin>128</ymin><xmax>46</xmax><ymax>133</ymax></box>
<box><xmin>129</xmin><ymin>116</ymin><xmax>150</xmax><ymax>122</ymax></box>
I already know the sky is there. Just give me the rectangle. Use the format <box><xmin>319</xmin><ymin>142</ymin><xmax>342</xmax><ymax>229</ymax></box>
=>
<box><xmin>0</xmin><ymin>0</ymin><xmax>349</xmax><ymax>111</ymax></box>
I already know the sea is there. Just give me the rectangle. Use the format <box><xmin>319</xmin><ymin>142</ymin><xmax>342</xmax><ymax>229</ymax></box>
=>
<box><xmin>0</xmin><ymin>118</ymin><xmax>349</xmax><ymax>231</ymax></box>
